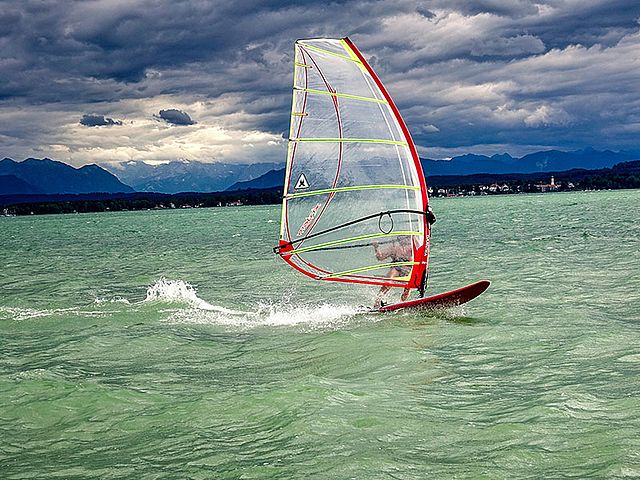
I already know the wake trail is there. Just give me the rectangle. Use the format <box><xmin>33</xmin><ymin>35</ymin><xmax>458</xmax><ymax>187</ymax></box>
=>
<box><xmin>142</xmin><ymin>279</ymin><xmax>367</xmax><ymax>329</ymax></box>
<box><xmin>137</xmin><ymin>279</ymin><xmax>467</xmax><ymax>329</ymax></box>
<box><xmin>2</xmin><ymin>278</ymin><xmax>463</xmax><ymax>328</ymax></box>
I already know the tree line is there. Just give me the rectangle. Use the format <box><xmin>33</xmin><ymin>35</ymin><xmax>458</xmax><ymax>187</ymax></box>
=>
<box><xmin>1</xmin><ymin>189</ymin><xmax>282</xmax><ymax>216</ymax></box>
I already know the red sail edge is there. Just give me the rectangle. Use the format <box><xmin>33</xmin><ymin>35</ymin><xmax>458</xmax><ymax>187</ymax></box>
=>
<box><xmin>342</xmin><ymin>37</ymin><xmax>430</xmax><ymax>289</ymax></box>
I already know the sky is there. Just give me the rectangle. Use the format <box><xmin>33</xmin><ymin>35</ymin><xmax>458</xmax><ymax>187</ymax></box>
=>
<box><xmin>1</xmin><ymin>0</ymin><xmax>640</xmax><ymax>166</ymax></box>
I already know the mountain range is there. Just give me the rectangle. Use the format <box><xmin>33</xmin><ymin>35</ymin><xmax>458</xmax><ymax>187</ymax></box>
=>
<box><xmin>0</xmin><ymin>158</ymin><xmax>133</xmax><ymax>195</ymax></box>
<box><xmin>2</xmin><ymin>148</ymin><xmax>638</xmax><ymax>197</ymax></box>
<box><xmin>104</xmin><ymin>160</ymin><xmax>282</xmax><ymax>194</ymax></box>
<box><xmin>227</xmin><ymin>148</ymin><xmax>639</xmax><ymax>191</ymax></box>
<box><xmin>422</xmin><ymin>148</ymin><xmax>638</xmax><ymax>176</ymax></box>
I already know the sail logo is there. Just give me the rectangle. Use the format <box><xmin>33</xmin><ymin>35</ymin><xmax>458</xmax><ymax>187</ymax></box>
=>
<box><xmin>298</xmin><ymin>203</ymin><xmax>321</xmax><ymax>237</ymax></box>
<box><xmin>294</xmin><ymin>173</ymin><xmax>309</xmax><ymax>190</ymax></box>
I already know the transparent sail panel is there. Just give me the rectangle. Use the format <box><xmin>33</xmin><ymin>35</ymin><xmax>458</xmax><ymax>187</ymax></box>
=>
<box><xmin>279</xmin><ymin>38</ymin><xmax>429</xmax><ymax>287</ymax></box>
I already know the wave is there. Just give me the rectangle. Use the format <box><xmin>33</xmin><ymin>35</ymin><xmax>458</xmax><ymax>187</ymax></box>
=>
<box><xmin>143</xmin><ymin>278</ymin><xmax>244</xmax><ymax>314</ymax></box>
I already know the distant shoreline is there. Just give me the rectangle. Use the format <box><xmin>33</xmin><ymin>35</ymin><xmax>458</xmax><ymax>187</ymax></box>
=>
<box><xmin>2</xmin><ymin>160</ymin><xmax>640</xmax><ymax>216</ymax></box>
<box><xmin>2</xmin><ymin>185</ymin><xmax>640</xmax><ymax>218</ymax></box>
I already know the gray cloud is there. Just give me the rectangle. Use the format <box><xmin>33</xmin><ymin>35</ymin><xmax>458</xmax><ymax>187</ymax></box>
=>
<box><xmin>80</xmin><ymin>114</ymin><xmax>123</xmax><ymax>127</ymax></box>
<box><xmin>1</xmin><ymin>0</ymin><xmax>640</xmax><ymax>162</ymax></box>
<box><xmin>429</xmin><ymin>0</ymin><xmax>541</xmax><ymax>18</ymax></box>
<box><xmin>469</xmin><ymin>34</ymin><xmax>545</xmax><ymax>57</ymax></box>
<box><xmin>157</xmin><ymin>109</ymin><xmax>195</xmax><ymax>126</ymax></box>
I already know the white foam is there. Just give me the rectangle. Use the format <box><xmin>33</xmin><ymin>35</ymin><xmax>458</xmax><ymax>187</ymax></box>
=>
<box><xmin>166</xmin><ymin>299</ymin><xmax>367</xmax><ymax>330</ymax></box>
<box><xmin>93</xmin><ymin>296</ymin><xmax>131</xmax><ymax>305</ymax></box>
<box><xmin>149</xmin><ymin>281</ymin><xmax>460</xmax><ymax>330</ymax></box>
<box><xmin>444</xmin><ymin>304</ymin><xmax>467</xmax><ymax>318</ymax></box>
<box><xmin>143</xmin><ymin>278</ymin><xmax>244</xmax><ymax>314</ymax></box>
<box><xmin>0</xmin><ymin>306</ymin><xmax>58</xmax><ymax>321</ymax></box>
<box><xmin>254</xmin><ymin>301</ymin><xmax>363</xmax><ymax>327</ymax></box>
<box><xmin>2</xmin><ymin>279</ymin><xmax>370</xmax><ymax>328</ymax></box>
<box><xmin>0</xmin><ymin>305</ymin><xmax>113</xmax><ymax>321</ymax></box>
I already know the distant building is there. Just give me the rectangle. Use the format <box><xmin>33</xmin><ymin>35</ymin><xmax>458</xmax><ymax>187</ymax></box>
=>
<box><xmin>535</xmin><ymin>176</ymin><xmax>560</xmax><ymax>192</ymax></box>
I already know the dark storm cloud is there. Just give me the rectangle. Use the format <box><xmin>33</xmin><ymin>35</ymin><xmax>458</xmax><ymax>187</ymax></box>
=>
<box><xmin>0</xmin><ymin>1</ymin><xmax>408</xmax><ymax>99</ymax></box>
<box><xmin>2</xmin><ymin>0</ymin><xmax>640</xmax><ymax>161</ymax></box>
<box><xmin>80</xmin><ymin>114</ymin><xmax>123</xmax><ymax>127</ymax></box>
<box><xmin>524</xmin><ymin>0</ymin><xmax>640</xmax><ymax>49</ymax></box>
<box><xmin>428</xmin><ymin>0</ymin><xmax>640</xmax><ymax>47</ymax></box>
<box><xmin>157</xmin><ymin>109</ymin><xmax>195</xmax><ymax>126</ymax></box>
<box><xmin>469</xmin><ymin>35</ymin><xmax>545</xmax><ymax>57</ymax></box>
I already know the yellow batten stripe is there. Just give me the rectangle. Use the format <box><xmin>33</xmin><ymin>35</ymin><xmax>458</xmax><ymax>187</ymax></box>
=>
<box><xmin>295</xmin><ymin>62</ymin><xmax>312</xmax><ymax>68</ymax></box>
<box><xmin>291</xmin><ymin>112</ymin><xmax>308</xmax><ymax>116</ymax></box>
<box><xmin>298</xmin><ymin>43</ymin><xmax>363</xmax><ymax>63</ymax></box>
<box><xmin>293</xmin><ymin>87</ymin><xmax>387</xmax><ymax>104</ymax></box>
<box><xmin>289</xmin><ymin>231</ymin><xmax>421</xmax><ymax>255</ymax></box>
<box><xmin>324</xmin><ymin>261</ymin><xmax>417</xmax><ymax>279</ymax></box>
<box><xmin>286</xmin><ymin>184</ymin><xmax>420</xmax><ymax>199</ymax></box>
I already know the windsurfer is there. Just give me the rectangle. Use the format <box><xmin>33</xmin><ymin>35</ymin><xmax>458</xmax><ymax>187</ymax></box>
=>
<box><xmin>372</xmin><ymin>206</ymin><xmax>436</xmax><ymax>308</ymax></box>
<box><xmin>372</xmin><ymin>235</ymin><xmax>413</xmax><ymax>308</ymax></box>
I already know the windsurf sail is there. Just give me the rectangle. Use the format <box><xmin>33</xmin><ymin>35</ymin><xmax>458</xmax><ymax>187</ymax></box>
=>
<box><xmin>274</xmin><ymin>37</ymin><xmax>431</xmax><ymax>291</ymax></box>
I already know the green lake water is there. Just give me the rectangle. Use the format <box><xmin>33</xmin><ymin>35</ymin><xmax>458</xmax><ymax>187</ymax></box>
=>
<box><xmin>1</xmin><ymin>190</ymin><xmax>639</xmax><ymax>478</ymax></box>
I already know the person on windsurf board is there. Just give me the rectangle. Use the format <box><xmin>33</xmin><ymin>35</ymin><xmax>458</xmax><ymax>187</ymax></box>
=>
<box><xmin>274</xmin><ymin>38</ymin><xmax>488</xmax><ymax>312</ymax></box>
<box><xmin>372</xmin><ymin>206</ymin><xmax>436</xmax><ymax>308</ymax></box>
<box><xmin>372</xmin><ymin>235</ymin><xmax>413</xmax><ymax>308</ymax></box>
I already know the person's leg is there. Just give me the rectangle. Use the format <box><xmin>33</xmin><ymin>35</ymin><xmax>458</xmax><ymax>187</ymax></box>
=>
<box><xmin>400</xmin><ymin>287</ymin><xmax>411</xmax><ymax>301</ymax></box>
<box><xmin>374</xmin><ymin>268</ymin><xmax>398</xmax><ymax>308</ymax></box>
<box><xmin>374</xmin><ymin>285</ymin><xmax>391</xmax><ymax>308</ymax></box>
<box><xmin>373</xmin><ymin>268</ymin><xmax>402</xmax><ymax>308</ymax></box>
